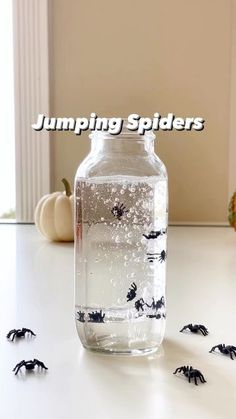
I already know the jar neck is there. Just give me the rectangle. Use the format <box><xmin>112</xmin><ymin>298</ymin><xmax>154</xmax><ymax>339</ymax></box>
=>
<box><xmin>90</xmin><ymin>136</ymin><xmax>155</xmax><ymax>156</ymax></box>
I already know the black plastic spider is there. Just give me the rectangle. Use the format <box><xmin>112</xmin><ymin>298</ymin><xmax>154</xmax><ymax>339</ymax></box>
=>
<box><xmin>7</xmin><ymin>328</ymin><xmax>36</xmax><ymax>341</ymax></box>
<box><xmin>157</xmin><ymin>250</ymin><xmax>167</xmax><ymax>263</ymax></box>
<box><xmin>180</xmin><ymin>324</ymin><xmax>209</xmax><ymax>336</ymax></box>
<box><xmin>173</xmin><ymin>366</ymin><xmax>206</xmax><ymax>385</ymax></box>
<box><xmin>88</xmin><ymin>310</ymin><xmax>105</xmax><ymax>323</ymax></box>
<box><xmin>147</xmin><ymin>250</ymin><xmax>167</xmax><ymax>263</ymax></box>
<box><xmin>13</xmin><ymin>359</ymin><xmax>48</xmax><ymax>375</ymax></box>
<box><xmin>126</xmin><ymin>282</ymin><xmax>137</xmax><ymax>302</ymax></box>
<box><xmin>111</xmin><ymin>202</ymin><xmax>129</xmax><ymax>220</ymax></box>
<box><xmin>146</xmin><ymin>296</ymin><xmax>165</xmax><ymax>311</ymax></box>
<box><xmin>146</xmin><ymin>313</ymin><xmax>162</xmax><ymax>319</ymax></box>
<box><xmin>77</xmin><ymin>311</ymin><xmax>85</xmax><ymax>322</ymax></box>
<box><xmin>143</xmin><ymin>229</ymin><xmax>166</xmax><ymax>240</ymax></box>
<box><xmin>135</xmin><ymin>298</ymin><xmax>146</xmax><ymax>312</ymax></box>
<box><xmin>209</xmin><ymin>344</ymin><xmax>236</xmax><ymax>360</ymax></box>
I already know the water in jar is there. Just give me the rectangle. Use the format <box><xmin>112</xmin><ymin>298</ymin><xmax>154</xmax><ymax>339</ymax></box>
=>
<box><xmin>75</xmin><ymin>175</ymin><xmax>168</xmax><ymax>355</ymax></box>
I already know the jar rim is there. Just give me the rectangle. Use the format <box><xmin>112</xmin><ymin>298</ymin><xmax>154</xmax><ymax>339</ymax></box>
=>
<box><xmin>89</xmin><ymin>118</ymin><xmax>156</xmax><ymax>141</ymax></box>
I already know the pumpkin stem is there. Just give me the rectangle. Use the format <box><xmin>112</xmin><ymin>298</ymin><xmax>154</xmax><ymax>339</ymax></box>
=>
<box><xmin>61</xmin><ymin>178</ymin><xmax>72</xmax><ymax>197</ymax></box>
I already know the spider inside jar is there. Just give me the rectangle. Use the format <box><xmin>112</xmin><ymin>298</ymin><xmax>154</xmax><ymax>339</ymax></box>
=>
<box><xmin>126</xmin><ymin>282</ymin><xmax>137</xmax><ymax>302</ymax></box>
<box><xmin>173</xmin><ymin>365</ymin><xmax>206</xmax><ymax>385</ymax></box>
<box><xmin>142</xmin><ymin>229</ymin><xmax>167</xmax><ymax>240</ymax></box>
<box><xmin>77</xmin><ymin>311</ymin><xmax>86</xmax><ymax>322</ymax></box>
<box><xmin>147</xmin><ymin>250</ymin><xmax>167</xmax><ymax>263</ymax></box>
<box><xmin>13</xmin><ymin>359</ymin><xmax>48</xmax><ymax>375</ymax></box>
<box><xmin>111</xmin><ymin>202</ymin><xmax>129</xmax><ymax>220</ymax></box>
<box><xmin>146</xmin><ymin>296</ymin><xmax>165</xmax><ymax>311</ymax></box>
<box><xmin>135</xmin><ymin>298</ymin><xmax>146</xmax><ymax>312</ymax></box>
<box><xmin>6</xmin><ymin>328</ymin><xmax>36</xmax><ymax>341</ymax></box>
<box><xmin>157</xmin><ymin>250</ymin><xmax>167</xmax><ymax>263</ymax></box>
<box><xmin>209</xmin><ymin>344</ymin><xmax>236</xmax><ymax>360</ymax></box>
<box><xmin>180</xmin><ymin>324</ymin><xmax>209</xmax><ymax>336</ymax></box>
<box><xmin>88</xmin><ymin>310</ymin><xmax>105</xmax><ymax>323</ymax></box>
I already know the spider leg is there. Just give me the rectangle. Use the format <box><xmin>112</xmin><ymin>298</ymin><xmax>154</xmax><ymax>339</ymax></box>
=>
<box><xmin>187</xmin><ymin>370</ymin><xmax>191</xmax><ymax>383</ymax></box>
<box><xmin>22</xmin><ymin>328</ymin><xmax>36</xmax><ymax>336</ymax></box>
<box><xmin>6</xmin><ymin>329</ymin><xmax>16</xmax><ymax>339</ymax></box>
<box><xmin>199</xmin><ymin>373</ymin><xmax>206</xmax><ymax>383</ymax></box>
<box><xmin>199</xmin><ymin>326</ymin><xmax>207</xmax><ymax>336</ymax></box>
<box><xmin>37</xmin><ymin>360</ymin><xmax>48</xmax><ymax>370</ymax></box>
<box><xmin>229</xmin><ymin>351</ymin><xmax>234</xmax><ymax>360</ymax></box>
<box><xmin>194</xmin><ymin>376</ymin><xmax>198</xmax><ymax>385</ymax></box>
<box><xmin>232</xmin><ymin>350</ymin><xmax>236</xmax><ymax>358</ymax></box>
<box><xmin>199</xmin><ymin>325</ymin><xmax>208</xmax><ymax>335</ymax></box>
<box><xmin>209</xmin><ymin>345</ymin><xmax>218</xmax><ymax>353</ymax></box>
<box><xmin>13</xmin><ymin>360</ymin><xmax>25</xmax><ymax>375</ymax></box>
<box><xmin>173</xmin><ymin>367</ymin><xmax>182</xmax><ymax>374</ymax></box>
<box><xmin>11</xmin><ymin>331</ymin><xmax>17</xmax><ymax>341</ymax></box>
<box><xmin>179</xmin><ymin>325</ymin><xmax>189</xmax><ymax>333</ymax></box>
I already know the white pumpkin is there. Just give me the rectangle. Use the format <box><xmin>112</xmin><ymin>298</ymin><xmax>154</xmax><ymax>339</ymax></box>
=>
<box><xmin>35</xmin><ymin>178</ymin><xmax>74</xmax><ymax>242</ymax></box>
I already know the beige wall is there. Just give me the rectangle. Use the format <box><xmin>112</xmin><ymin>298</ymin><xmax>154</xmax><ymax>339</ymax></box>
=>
<box><xmin>50</xmin><ymin>0</ymin><xmax>232</xmax><ymax>223</ymax></box>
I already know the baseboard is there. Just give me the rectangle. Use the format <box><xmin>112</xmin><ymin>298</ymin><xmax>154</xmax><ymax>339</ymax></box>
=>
<box><xmin>169</xmin><ymin>221</ymin><xmax>229</xmax><ymax>227</ymax></box>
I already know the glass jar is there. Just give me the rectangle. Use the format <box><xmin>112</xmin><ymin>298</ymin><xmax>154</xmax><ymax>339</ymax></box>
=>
<box><xmin>74</xmin><ymin>122</ymin><xmax>168</xmax><ymax>355</ymax></box>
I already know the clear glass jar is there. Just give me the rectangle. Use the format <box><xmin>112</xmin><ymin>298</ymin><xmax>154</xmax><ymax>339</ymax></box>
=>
<box><xmin>74</xmin><ymin>123</ymin><xmax>168</xmax><ymax>355</ymax></box>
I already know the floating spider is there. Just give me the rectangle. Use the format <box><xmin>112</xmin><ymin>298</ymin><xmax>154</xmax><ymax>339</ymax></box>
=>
<box><xmin>157</xmin><ymin>250</ymin><xmax>167</xmax><ymax>263</ymax></box>
<box><xmin>173</xmin><ymin>366</ymin><xmax>206</xmax><ymax>385</ymax></box>
<box><xmin>77</xmin><ymin>311</ymin><xmax>85</xmax><ymax>323</ymax></box>
<box><xmin>13</xmin><ymin>359</ymin><xmax>48</xmax><ymax>375</ymax></box>
<box><xmin>126</xmin><ymin>282</ymin><xmax>137</xmax><ymax>302</ymax></box>
<box><xmin>180</xmin><ymin>324</ymin><xmax>209</xmax><ymax>336</ymax></box>
<box><xmin>143</xmin><ymin>229</ymin><xmax>167</xmax><ymax>240</ymax></box>
<box><xmin>146</xmin><ymin>251</ymin><xmax>167</xmax><ymax>263</ymax></box>
<box><xmin>209</xmin><ymin>344</ymin><xmax>236</xmax><ymax>360</ymax></box>
<box><xmin>146</xmin><ymin>296</ymin><xmax>165</xmax><ymax>311</ymax></box>
<box><xmin>111</xmin><ymin>202</ymin><xmax>129</xmax><ymax>220</ymax></box>
<box><xmin>88</xmin><ymin>310</ymin><xmax>105</xmax><ymax>323</ymax></box>
<box><xmin>6</xmin><ymin>328</ymin><xmax>36</xmax><ymax>342</ymax></box>
<box><xmin>135</xmin><ymin>298</ymin><xmax>146</xmax><ymax>312</ymax></box>
<box><xmin>146</xmin><ymin>313</ymin><xmax>162</xmax><ymax>319</ymax></box>
<box><xmin>147</xmin><ymin>253</ymin><xmax>158</xmax><ymax>263</ymax></box>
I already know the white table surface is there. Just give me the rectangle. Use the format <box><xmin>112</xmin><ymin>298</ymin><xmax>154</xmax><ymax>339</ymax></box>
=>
<box><xmin>0</xmin><ymin>224</ymin><xmax>236</xmax><ymax>419</ymax></box>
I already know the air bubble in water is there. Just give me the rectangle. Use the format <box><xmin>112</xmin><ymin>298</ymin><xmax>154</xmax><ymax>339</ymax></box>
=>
<box><xmin>120</xmin><ymin>189</ymin><xmax>125</xmax><ymax>195</ymax></box>
<box><xmin>111</xmin><ymin>187</ymin><xmax>117</xmax><ymax>193</ymax></box>
<box><xmin>127</xmin><ymin>232</ymin><xmax>132</xmax><ymax>238</ymax></box>
<box><xmin>101</xmin><ymin>217</ymin><xmax>104</xmax><ymax>221</ymax></box>
<box><xmin>127</xmin><ymin>272</ymin><xmax>135</xmax><ymax>279</ymax></box>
